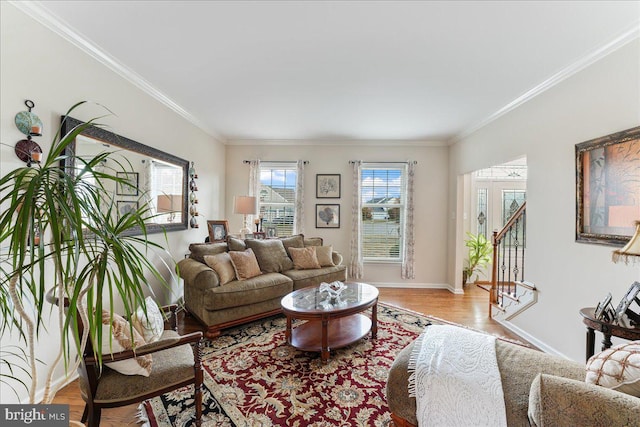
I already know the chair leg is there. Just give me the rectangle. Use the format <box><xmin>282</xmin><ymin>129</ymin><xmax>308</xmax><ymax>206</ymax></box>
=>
<box><xmin>81</xmin><ymin>404</ymin><xmax>88</xmax><ymax>423</ymax></box>
<box><xmin>86</xmin><ymin>405</ymin><xmax>101</xmax><ymax>427</ymax></box>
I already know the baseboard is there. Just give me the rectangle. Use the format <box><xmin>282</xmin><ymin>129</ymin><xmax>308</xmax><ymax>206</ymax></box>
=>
<box><xmin>495</xmin><ymin>319</ymin><xmax>573</xmax><ymax>360</ymax></box>
<box><xmin>369</xmin><ymin>282</ymin><xmax>463</xmax><ymax>294</ymax></box>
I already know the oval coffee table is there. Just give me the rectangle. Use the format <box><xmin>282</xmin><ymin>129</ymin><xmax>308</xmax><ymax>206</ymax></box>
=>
<box><xmin>281</xmin><ymin>282</ymin><xmax>378</xmax><ymax>362</ymax></box>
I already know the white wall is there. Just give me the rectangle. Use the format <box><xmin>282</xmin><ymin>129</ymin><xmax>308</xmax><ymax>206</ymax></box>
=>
<box><xmin>225</xmin><ymin>142</ymin><xmax>451</xmax><ymax>288</ymax></box>
<box><xmin>448</xmin><ymin>39</ymin><xmax>640</xmax><ymax>361</ymax></box>
<box><xmin>0</xmin><ymin>3</ymin><xmax>225</xmax><ymax>403</ymax></box>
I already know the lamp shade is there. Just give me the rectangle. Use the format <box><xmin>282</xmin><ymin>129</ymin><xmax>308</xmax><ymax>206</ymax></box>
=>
<box><xmin>157</xmin><ymin>194</ymin><xmax>182</xmax><ymax>213</ymax></box>
<box><xmin>233</xmin><ymin>196</ymin><xmax>258</xmax><ymax>215</ymax></box>
<box><xmin>613</xmin><ymin>221</ymin><xmax>640</xmax><ymax>264</ymax></box>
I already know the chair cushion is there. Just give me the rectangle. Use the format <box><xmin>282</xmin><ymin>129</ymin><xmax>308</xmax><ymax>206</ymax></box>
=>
<box><xmin>245</xmin><ymin>239</ymin><xmax>294</xmax><ymax>272</ymax></box>
<box><xmin>101</xmin><ymin>311</ymin><xmax>152</xmax><ymax>377</ymax></box>
<box><xmin>229</xmin><ymin>249</ymin><xmax>262</xmax><ymax>280</ymax></box>
<box><xmin>586</xmin><ymin>341</ymin><xmax>640</xmax><ymax>397</ymax></box>
<box><xmin>92</xmin><ymin>330</ymin><xmax>195</xmax><ymax>403</ymax></box>
<box><xmin>131</xmin><ymin>297</ymin><xmax>165</xmax><ymax>344</ymax></box>
<box><xmin>289</xmin><ymin>246</ymin><xmax>321</xmax><ymax>269</ymax></box>
<box><xmin>204</xmin><ymin>252</ymin><xmax>236</xmax><ymax>285</ymax></box>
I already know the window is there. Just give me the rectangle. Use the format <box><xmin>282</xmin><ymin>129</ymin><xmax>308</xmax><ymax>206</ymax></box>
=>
<box><xmin>361</xmin><ymin>165</ymin><xmax>406</xmax><ymax>261</ymax></box>
<box><xmin>259</xmin><ymin>162</ymin><xmax>297</xmax><ymax>236</ymax></box>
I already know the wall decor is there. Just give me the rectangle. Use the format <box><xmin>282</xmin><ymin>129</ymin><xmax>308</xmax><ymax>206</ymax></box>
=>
<box><xmin>116</xmin><ymin>171</ymin><xmax>139</xmax><ymax>196</ymax></box>
<box><xmin>316</xmin><ymin>174</ymin><xmax>341</xmax><ymax>198</ymax></box>
<box><xmin>14</xmin><ymin>99</ymin><xmax>43</xmax><ymax>167</ymax></box>
<box><xmin>188</xmin><ymin>161</ymin><xmax>199</xmax><ymax>228</ymax></box>
<box><xmin>576</xmin><ymin>125</ymin><xmax>640</xmax><ymax>246</ymax></box>
<box><xmin>207</xmin><ymin>220</ymin><xmax>229</xmax><ymax>243</ymax></box>
<box><xmin>316</xmin><ymin>204</ymin><xmax>340</xmax><ymax>228</ymax></box>
<box><xmin>117</xmin><ymin>200</ymin><xmax>139</xmax><ymax>219</ymax></box>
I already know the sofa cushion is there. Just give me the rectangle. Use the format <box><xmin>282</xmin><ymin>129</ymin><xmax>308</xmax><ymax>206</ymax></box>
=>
<box><xmin>204</xmin><ymin>253</ymin><xmax>236</xmax><ymax>285</ymax></box>
<box><xmin>245</xmin><ymin>239</ymin><xmax>294</xmax><ymax>272</ymax></box>
<box><xmin>586</xmin><ymin>341</ymin><xmax>640</xmax><ymax>397</ymax></box>
<box><xmin>315</xmin><ymin>246</ymin><xmax>335</xmax><ymax>267</ymax></box>
<box><xmin>279</xmin><ymin>234</ymin><xmax>305</xmax><ymax>257</ymax></box>
<box><xmin>188</xmin><ymin>242</ymin><xmax>228</xmax><ymax>263</ymax></box>
<box><xmin>284</xmin><ymin>265</ymin><xmax>347</xmax><ymax>290</ymax></box>
<box><xmin>289</xmin><ymin>246</ymin><xmax>322</xmax><ymax>269</ymax></box>
<box><xmin>101</xmin><ymin>310</ymin><xmax>152</xmax><ymax>377</ymax></box>
<box><xmin>229</xmin><ymin>249</ymin><xmax>262</xmax><ymax>280</ymax></box>
<box><xmin>227</xmin><ymin>236</ymin><xmax>247</xmax><ymax>251</ymax></box>
<box><xmin>203</xmin><ymin>273</ymin><xmax>293</xmax><ymax>310</ymax></box>
<box><xmin>304</xmin><ymin>237</ymin><xmax>323</xmax><ymax>247</ymax></box>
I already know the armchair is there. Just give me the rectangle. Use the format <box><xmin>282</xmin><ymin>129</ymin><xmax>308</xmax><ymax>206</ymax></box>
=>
<box><xmin>77</xmin><ymin>304</ymin><xmax>203</xmax><ymax>427</ymax></box>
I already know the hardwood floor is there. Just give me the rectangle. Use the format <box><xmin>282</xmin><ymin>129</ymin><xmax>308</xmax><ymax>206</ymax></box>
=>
<box><xmin>52</xmin><ymin>285</ymin><xmax>530</xmax><ymax>426</ymax></box>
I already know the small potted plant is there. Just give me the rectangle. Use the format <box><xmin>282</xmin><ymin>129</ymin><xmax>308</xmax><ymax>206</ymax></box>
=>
<box><xmin>463</xmin><ymin>232</ymin><xmax>493</xmax><ymax>286</ymax></box>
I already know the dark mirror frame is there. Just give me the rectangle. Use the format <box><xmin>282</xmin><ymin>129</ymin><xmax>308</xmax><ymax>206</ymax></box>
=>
<box><xmin>60</xmin><ymin>116</ymin><xmax>189</xmax><ymax>235</ymax></box>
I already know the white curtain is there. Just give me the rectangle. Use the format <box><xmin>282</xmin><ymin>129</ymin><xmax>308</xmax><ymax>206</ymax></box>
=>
<box><xmin>349</xmin><ymin>160</ymin><xmax>364</xmax><ymax>279</ymax></box>
<box><xmin>294</xmin><ymin>160</ymin><xmax>305</xmax><ymax>235</ymax></box>
<box><xmin>248</xmin><ymin>159</ymin><xmax>261</xmax><ymax>225</ymax></box>
<box><xmin>402</xmin><ymin>161</ymin><xmax>416</xmax><ymax>279</ymax></box>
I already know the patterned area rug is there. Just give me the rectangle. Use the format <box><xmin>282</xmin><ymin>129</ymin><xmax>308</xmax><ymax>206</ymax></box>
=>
<box><xmin>141</xmin><ymin>303</ymin><xmax>432</xmax><ymax>426</ymax></box>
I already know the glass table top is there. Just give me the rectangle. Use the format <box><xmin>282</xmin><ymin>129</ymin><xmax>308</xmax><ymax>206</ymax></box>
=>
<box><xmin>281</xmin><ymin>282</ymin><xmax>378</xmax><ymax>313</ymax></box>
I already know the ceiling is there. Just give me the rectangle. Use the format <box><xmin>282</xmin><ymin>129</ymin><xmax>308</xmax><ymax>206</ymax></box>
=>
<box><xmin>26</xmin><ymin>1</ymin><xmax>640</xmax><ymax>143</ymax></box>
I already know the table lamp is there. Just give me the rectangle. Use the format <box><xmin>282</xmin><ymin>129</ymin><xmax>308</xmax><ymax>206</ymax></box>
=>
<box><xmin>613</xmin><ymin>221</ymin><xmax>640</xmax><ymax>264</ymax></box>
<box><xmin>611</xmin><ymin>220</ymin><xmax>640</xmax><ymax>326</ymax></box>
<box><xmin>234</xmin><ymin>195</ymin><xmax>258</xmax><ymax>238</ymax></box>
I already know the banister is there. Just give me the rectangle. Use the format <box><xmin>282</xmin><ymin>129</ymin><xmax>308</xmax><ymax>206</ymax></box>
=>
<box><xmin>494</xmin><ymin>201</ymin><xmax>527</xmax><ymax>242</ymax></box>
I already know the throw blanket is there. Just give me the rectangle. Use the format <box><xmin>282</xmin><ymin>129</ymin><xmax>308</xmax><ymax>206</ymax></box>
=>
<box><xmin>408</xmin><ymin>325</ymin><xmax>507</xmax><ymax>427</ymax></box>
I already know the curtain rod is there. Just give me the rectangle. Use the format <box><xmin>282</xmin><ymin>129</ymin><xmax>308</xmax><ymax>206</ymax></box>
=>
<box><xmin>243</xmin><ymin>160</ymin><xmax>309</xmax><ymax>164</ymax></box>
<box><xmin>349</xmin><ymin>160</ymin><xmax>417</xmax><ymax>164</ymax></box>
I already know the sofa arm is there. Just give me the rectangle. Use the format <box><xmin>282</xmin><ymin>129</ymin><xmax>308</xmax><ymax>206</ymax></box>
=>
<box><xmin>332</xmin><ymin>251</ymin><xmax>343</xmax><ymax>266</ymax></box>
<box><xmin>528</xmin><ymin>374</ymin><xmax>640</xmax><ymax>427</ymax></box>
<box><xmin>177</xmin><ymin>258</ymin><xmax>220</xmax><ymax>291</ymax></box>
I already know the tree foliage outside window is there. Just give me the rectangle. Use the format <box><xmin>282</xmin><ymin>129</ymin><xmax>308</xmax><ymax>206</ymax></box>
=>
<box><xmin>361</xmin><ymin>166</ymin><xmax>405</xmax><ymax>261</ymax></box>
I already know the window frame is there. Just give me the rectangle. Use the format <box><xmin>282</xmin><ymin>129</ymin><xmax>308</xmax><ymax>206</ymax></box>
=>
<box><xmin>259</xmin><ymin>162</ymin><xmax>298</xmax><ymax>236</ymax></box>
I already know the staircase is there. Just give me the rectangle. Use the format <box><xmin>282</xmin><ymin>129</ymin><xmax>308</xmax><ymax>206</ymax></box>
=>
<box><xmin>485</xmin><ymin>202</ymin><xmax>538</xmax><ymax>319</ymax></box>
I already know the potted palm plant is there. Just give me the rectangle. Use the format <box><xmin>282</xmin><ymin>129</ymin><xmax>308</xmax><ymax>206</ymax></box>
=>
<box><xmin>463</xmin><ymin>232</ymin><xmax>493</xmax><ymax>286</ymax></box>
<box><xmin>0</xmin><ymin>102</ymin><xmax>172</xmax><ymax>404</ymax></box>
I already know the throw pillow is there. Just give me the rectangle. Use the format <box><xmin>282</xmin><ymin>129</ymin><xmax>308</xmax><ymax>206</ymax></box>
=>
<box><xmin>245</xmin><ymin>239</ymin><xmax>294</xmax><ymax>273</ymax></box>
<box><xmin>280</xmin><ymin>234</ymin><xmax>305</xmax><ymax>257</ymax></box>
<box><xmin>101</xmin><ymin>310</ymin><xmax>152</xmax><ymax>376</ymax></box>
<box><xmin>227</xmin><ymin>236</ymin><xmax>247</xmax><ymax>252</ymax></box>
<box><xmin>585</xmin><ymin>340</ymin><xmax>640</xmax><ymax>397</ymax></box>
<box><xmin>131</xmin><ymin>296</ymin><xmax>165</xmax><ymax>344</ymax></box>
<box><xmin>315</xmin><ymin>246</ymin><xmax>335</xmax><ymax>267</ymax></box>
<box><xmin>228</xmin><ymin>248</ymin><xmax>262</xmax><ymax>280</ymax></box>
<box><xmin>289</xmin><ymin>246</ymin><xmax>322</xmax><ymax>270</ymax></box>
<box><xmin>204</xmin><ymin>252</ymin><xmax>236</xmax><ymax>285</ymax></box>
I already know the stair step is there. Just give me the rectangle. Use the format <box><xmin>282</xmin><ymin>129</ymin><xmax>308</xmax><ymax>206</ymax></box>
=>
<box><xmin>491</xmin><ymin>302</ymin><xmax>506</xmax><ymax>313</ymax></box>
<box><xmin>514</xmin><ymin>280</ymin><xmax>536</xmax><ymax>291</ymax></box>
<box><xmin>476</xmin><ymin>284</ymin><xmax>492</xmax><ymax>293</ymax></box>
<box><xmin>498</xmin><ymin>290</ymin><xmax>519</xmax><ymax>302</ymax></box>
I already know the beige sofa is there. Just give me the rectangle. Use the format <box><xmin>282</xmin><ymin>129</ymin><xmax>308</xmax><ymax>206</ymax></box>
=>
<box><xmin>178</xmin><ymin>235</ymin><xmax>347</xmax><ymax>338</ymax></box>
<box><xmin>386</xmin><ymin>335</ymin><xmax>640</xmax><ymax>427</ymax></box>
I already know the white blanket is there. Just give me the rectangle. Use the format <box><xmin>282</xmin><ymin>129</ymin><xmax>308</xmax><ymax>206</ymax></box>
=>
<box><xmin>408</xmin><ymin>325</ymin><xmax>507</xmax><ymax>427</ymax></box>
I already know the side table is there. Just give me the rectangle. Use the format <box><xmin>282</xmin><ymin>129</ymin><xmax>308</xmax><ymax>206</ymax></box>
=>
<box><xmin>579</xmin><ymin>307</ymin><xmax>640</xmax><ymax>361</ymax></box>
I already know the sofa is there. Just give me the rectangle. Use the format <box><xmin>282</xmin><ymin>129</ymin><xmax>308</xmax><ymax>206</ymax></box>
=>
<box><xmin>386</xmin><ymin>333</ymin><xmax>640</xmax><ymax>426</ymax></box>
<box><xmin>178</xmin><ymin>234</ymin><xmax>347</xmax><ymax>338</ymax></box>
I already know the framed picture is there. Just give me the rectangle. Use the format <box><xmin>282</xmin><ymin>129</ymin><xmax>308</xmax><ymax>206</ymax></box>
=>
<box><xmin>265</xmin><ymin>226</ymin><xmax>278</xmax><ymax>238</ymax></box>
<box><xmin>253</xmin><ymin>232</ymin><xmax>266</xmax><ymax>240</ymax></box>
<box><xmin>116</xmin><ymin>172</ymin><xmax>139</xmax><ymax>196</ymax></box>
<box><xmin>207</xmin><ymin>220</ymin><xmax>229</xmax><ymax>243</ymax></box>
<box><xmin>594</xmin><ymin>292</ymin><xmax>613</xmax><ymax>321</ymax></box>
<box><xmin>316</xmin><ymin>204</ymin><xmax>340</xmax><ymax>228</ymax></box>
<box><xmin>576</xmin><ymin>125</ymin><xmax>640</xmax><ymax>246</ymax></box>
<box><xmin>615</xmin><ymin>282</ymin><xmax>640</xmax><ymax>326</ymax></box>
<box><xmin>117</xmin><ymin>200</ymin><xmax>138</xmax><ymax>219</ymax></box>
<box><xmin>316</xmin><ymin>174</ymin><xmax>341</xmax><ymax>198</ymax></box>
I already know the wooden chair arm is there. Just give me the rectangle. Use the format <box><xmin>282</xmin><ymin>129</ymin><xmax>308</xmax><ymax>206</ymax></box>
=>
<box><xmin>85</xmin><ymin>331</ymin><xmax>203</xmax><ymax>365</ymax></box>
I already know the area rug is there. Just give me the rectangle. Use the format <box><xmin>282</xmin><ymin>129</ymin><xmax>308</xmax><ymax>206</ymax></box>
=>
<box><xmin>140</xmin><ymin>303</ymin><xmax>432</xmax><ymax>426</ymax></box>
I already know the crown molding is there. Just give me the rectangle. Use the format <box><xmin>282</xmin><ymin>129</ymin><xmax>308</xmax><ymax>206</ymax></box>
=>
<box><xmin>453</xmin><ymin>22</ymin><xmax>640</xmax><ymax>143</ymax></box>
<box><xmin>10</xmin><ymin>1</ymin><xmax>227</xmax><ymax>143</ymax></box>
<box><xmin>226</xmin><ymin>139</ymin><xmax>448</xmax><ymax>147</ymax></box>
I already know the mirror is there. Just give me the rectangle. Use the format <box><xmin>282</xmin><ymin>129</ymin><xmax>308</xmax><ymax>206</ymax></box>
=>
<box><xmin>60</xmin><ymin>116</ymin><xmax>189</xmax><ymax>235</ymax></box>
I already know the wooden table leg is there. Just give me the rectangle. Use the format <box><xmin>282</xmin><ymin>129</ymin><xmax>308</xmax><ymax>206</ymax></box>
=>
<box><xmin>321</xmin><ymin>318</ymin><xmax>329</xmax><ymax>362</ymax></box>
<box><xmin>371</xmin><ymin>302</ymin><xmax>378</xmax><ymax>339</ymax></box>
<box><xmin>285</xmin><ymin>315</ymin><xmax>292</xmax><ymax>344</ymax></box>
<box><xmin>586</xmin><ymin>327</ymin><xmax>595</xmax><ymax>361</ymax></box>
